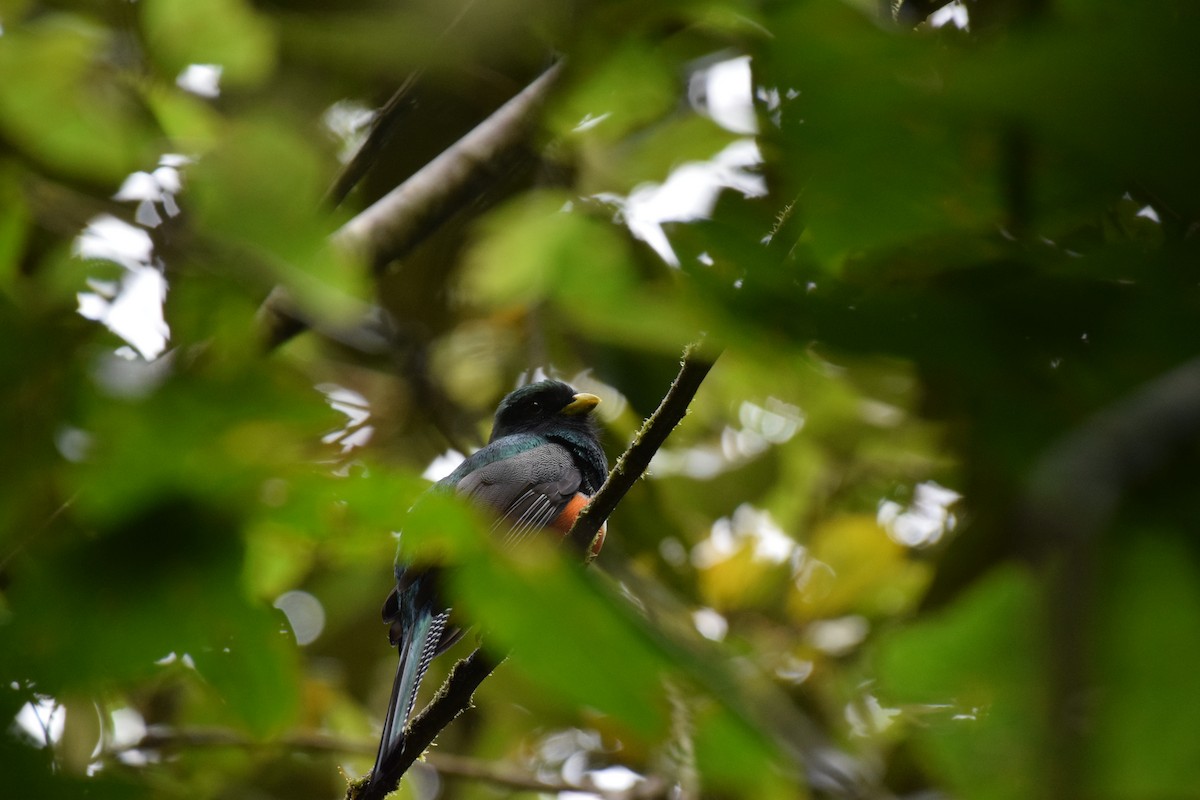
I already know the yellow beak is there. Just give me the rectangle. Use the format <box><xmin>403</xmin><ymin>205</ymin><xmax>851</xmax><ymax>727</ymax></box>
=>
<box><xmin>560</xmin><ymin>392</ymin><xmax>601</xmax><ymax>416</ymax></box>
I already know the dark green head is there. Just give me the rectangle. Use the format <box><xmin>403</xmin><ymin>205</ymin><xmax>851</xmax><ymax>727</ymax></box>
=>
<box><xmin>490</xmin><ymin>380</ymin><xmax>601</xmax><ymax>442</ymax></box>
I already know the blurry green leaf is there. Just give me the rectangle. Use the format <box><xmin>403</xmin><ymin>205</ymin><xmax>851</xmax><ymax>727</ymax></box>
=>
<box><xmin>463</xmin><ymin>191</ymin><xmax>589</xmax><ymax>306</ymax></box>
<box><xmin>573</xmin><ymin>113</ymin><xmax>741</xmax><ymax>196</ymax></box>
<box><xmin>549</xmin><ymin>43</ymin><xmax>678</xmax><ymax>142</ymax></box>
<box><xmin>877</xmin><ymin>567</ymin><xmax>1050</xmax><ymax>800</ymax></box>
<box><xmin>0</xmin><ymin>0</ymin><xmax>34</xmax><ymax>23</ymax></box>
<box><xmin>949</xmin><ymin>4</ymin><xmax>1200</xmax><ymax>219</ymax></box>
<box><xmin>144</xmin><ymin>83</ymin><xmax>221</xmax><ymax>153</ymax></box>
<box><xmin>442</xmin><ymin>530</ymin><xmax>787</xmax><ymax>793</ymax></box>
<box><xmin>766</xmin><ymin>4</ymin><xmax>1000</xmax><ymax>265</ymax></box>
<box><xmin>393</xmin><ymin>491</ymin><xmax>490</xmax><ymax>568</ymax></box>
<box><xmin>450</xmin><ymin>540</ymin><xmax>671</xmax><ymax>736</ymax></box>
<box><xmin>429</xmin><ymin>321</ymin><xmax>521</xmax><ymax>409</ymax></box>
<box><xmin>465</xmin><ymin>192</ymin><xmax>702</xmax><ymax>352</ymax></box>
<box><xmin>692</xmin><ymin>700</ymin><xmax>797</xmax><ymax>799</ymax></box>
<box><xmin>257</xmin><ymin>469</ymin><xmax>428</xmax><ymax>562</ymax></box>
<box><xmin>242</xmin><ymin>521</ymin><xmax>317</xmax><ymax>599</ymax></box>
<box><xmin>698</xmin><ymin>549</ymin><xmax>788</xmax><ymax>610</ymax></box>
<box><xmin>0</xmin><ymin>166</ymin><xmax>29</xmax><ymax>291</ymax></box>
<box><xmin>141</xmin><ymin>0</ymin><xmax>277</xmax><ymax>88</ymax></box>
<box><xmin>1</xmin><ymin>716</ymin><xmax>145</xmax><ymax>800</ymax></box>
<box><xmin>0</xmin><ymin>497</ymin><xmax>299</xmax><ymax>737</ymax></box>
<box><xmin>59</xmin><ymin>695</ymin><xmax>102</xmax><ymax>774</ymax></box>
<box><xmin>1087</xmin><ymin>533</ymin><xmax>1200</xmax><ymax>797</ymax></box>
<box><xmin>189</xmin><ymin>613</ymin><xmax>299</xmax><ymax>737</ymax></box>
<box><xmin>0</xmin><ymin>305</ymin><xmax>88</xmax><ymax>550</ymax></box>
<box><xmin>70</xmin><ymin>362</ymin><xmax>335</xmax><ymax>524</ymax></box>
<box><xmin>190</xmin><ymin>118</ymin><xmax>368</xmax><ymax>325</ymax></box>
<box><xmin>0</xmin><ymin>17</ymin><xmax>156</xmax><ymax>183</ymax></box>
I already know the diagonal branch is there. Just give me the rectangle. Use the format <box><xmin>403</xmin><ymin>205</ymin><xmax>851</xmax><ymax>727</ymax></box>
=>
<box><xmin>324</xmin><ymin>69</ymin><xmax>424</xmax><ymax>209</ymax></box>
<box><xmin>567</xmin><ymin>341</ymin><xmax>721</xmax><ymax>556</ymax></box>
<box><xmin>261</xmin><ymin>62</ymin><xmax>564</xmax><ymax>352</ymax></box>
<box><xmin>331</xmin><ymin>62</ymin><xmax>563</xmax><ymax>275</ymax></box>
<box><xmin>323</xmin><ymin>0</ymin><xmax>483</xmax><ymax>207</ymax></box>
<box><xmin>350</xmin><ymin>648</ymin><xmax>500</xmax><ymax>800</ymax></box>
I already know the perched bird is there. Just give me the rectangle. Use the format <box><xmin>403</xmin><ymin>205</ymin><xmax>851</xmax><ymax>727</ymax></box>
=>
<box><xmin>367</xmin><ymin>379</ymin><xmax>608</xmax><ymax>791</ymax></box>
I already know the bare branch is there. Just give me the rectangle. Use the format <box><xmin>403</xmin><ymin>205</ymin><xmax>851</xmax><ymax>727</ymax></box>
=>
<box><xmin>332</xmin><ymin>62</ymin><xmax>563</xmax><ymax>274</ymax></box>
<box><xmin>260</xmin><ymin>62</ymin><xmax>563</xmax><ymax>352</ymax></box>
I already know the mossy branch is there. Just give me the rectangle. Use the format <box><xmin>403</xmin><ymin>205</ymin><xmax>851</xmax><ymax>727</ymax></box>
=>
<box><xmin>567</xmin><ymin>342</ymin><xmax>720</xmax><ymax>556</ymax></box>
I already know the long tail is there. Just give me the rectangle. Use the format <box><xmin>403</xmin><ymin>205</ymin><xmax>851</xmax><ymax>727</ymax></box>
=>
<box><xmin>368</xmin><ymin>602</ymin><xmax>450</xmax><ymax>790</ymax></box>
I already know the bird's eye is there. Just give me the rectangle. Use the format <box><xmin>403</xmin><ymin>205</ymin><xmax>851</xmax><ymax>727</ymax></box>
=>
<box><xmin>528</xmin><ymin>401</ymin><xmax>541</xmax><ymax>414</ymax></box>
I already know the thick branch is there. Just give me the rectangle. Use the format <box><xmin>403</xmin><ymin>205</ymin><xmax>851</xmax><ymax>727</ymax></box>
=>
<box><xmin>332</xmin><ymin>62</ymin><xmax>562</xmax><ymax>274</ymax></box>
<box><xmin>567</xmin><ymin>342</ymin><xmax>720</xmax><ymax>555</ymax></box>
<box><xmin>261</xmin><ymin>63</ymin><xmax>563</xmax><ymax>352</ymax></box>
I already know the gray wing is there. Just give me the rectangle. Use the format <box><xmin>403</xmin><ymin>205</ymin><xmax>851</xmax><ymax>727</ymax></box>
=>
<box><xmin>454</xmin><ymin>442</ymin><xmax>581</xmax><ymax>547</ymax></box>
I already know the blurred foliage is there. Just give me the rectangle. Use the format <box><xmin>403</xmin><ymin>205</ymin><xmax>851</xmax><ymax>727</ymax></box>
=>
<box><xmin>2</xmin><ymin>1</ymin><xmax>1199</xmax><ymax>799</ymax></box>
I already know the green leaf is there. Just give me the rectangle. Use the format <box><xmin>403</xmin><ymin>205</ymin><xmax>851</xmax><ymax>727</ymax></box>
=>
<box><xmin>0</xmin><ymin>497</ymin><xmax>299</xmax><ymax>736</ymax></box>
<box><xmin>464</xmin><ymin>191</ymin><xmax>702</xmax><ymax>352</ymax></box>
<box><xmin>189</xmin><ymin>117</ymin><xmax>368</xmax><ymax>325</ymax></box>
<box><xmin>0</xmin><ymin>165</ymin><xmax>29</xmax><ymax>293</ymax></box>
<box><xmin>789</xmin><ymin>514</ymin><xmax>930</xmax><ymax>620</ymax></box>
<box><xmin>449</xmin><ymin>540</ymin><xmax>673</xmax><ymax>736</ymax></box>
<box><xmin>141</xmin><ymin>0</ymin><xmax>278</xmax><ymax>88</ymax></box>
<box><xmin>0</xmin><ymin>17</ymin><xmax>155</xmax><ymax>183</ymax></box>
<box><xmin>548</xmin><ymin>42</ymin><xmax>678</xmax><ymax>143</ymax></box>
<box><xmin>876</xmin><ymin>567</ymin><xmax>1050</xmax><ymax>800</ymax></box>
<box><xmin>143</xmin><ymin>82</ymin><xmax>222</xmax><ymax>153</ymax></box>
<box><xmin>1087</xmin><ymin>533</ymin><xmax>1200</xmax><ymax>797</ymax></box>
<box><xmin>440</xmin><ymin>529</ymin><xmax>787</xmax><ymax>793</ymax></box>
<box><xmin>69</xmin><ymin>360</ymin><xmax>335</xmax><ymax>525</ymax></box>
<box><xmin>948</xmin><ymin>4</ymin><xmax>1200</xmax><ymax>220</ymax></box>
<box><xmin>765</xmin><ymin>4</ymin><xmax>1000</xmax><ymax>265</ymax></box>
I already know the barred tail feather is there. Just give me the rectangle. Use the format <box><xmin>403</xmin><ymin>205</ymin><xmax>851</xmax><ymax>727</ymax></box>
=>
<box><xmin>368</xmin><ymin>608</ymin><xmax>450</xmax><ymax>789</ymax></box>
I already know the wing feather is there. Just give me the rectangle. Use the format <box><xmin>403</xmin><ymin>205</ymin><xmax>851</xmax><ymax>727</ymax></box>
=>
<box><xmin>455</xmin><ymin>442</ymin><xmax>582</xmax><ymax>547</ymax></box>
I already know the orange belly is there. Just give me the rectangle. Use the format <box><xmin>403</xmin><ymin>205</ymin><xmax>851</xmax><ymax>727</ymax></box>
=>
<box><xmin>552</xmin><ymin>493</ymin><xmax>607</xmax><ymax>556</ymax></box>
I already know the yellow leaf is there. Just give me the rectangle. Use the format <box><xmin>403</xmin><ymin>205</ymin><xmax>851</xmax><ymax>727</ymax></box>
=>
<box><xmin>789</xmin><ymin>514</ymin><xmax>930</xmax><ymax>620</ymax></box>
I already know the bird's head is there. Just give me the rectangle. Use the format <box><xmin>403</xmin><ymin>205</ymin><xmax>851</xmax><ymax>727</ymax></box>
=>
<box><xmin>490</xmin><ymin>380</ymin><xmax>601</xmax><ymax>441</ymax></box>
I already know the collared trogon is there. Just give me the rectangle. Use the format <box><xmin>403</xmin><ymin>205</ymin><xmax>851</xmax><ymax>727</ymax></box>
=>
<box><xmin>367</xmin><ymin>379</ymin><xmax>608</xmax><ymax>789</ymax></box>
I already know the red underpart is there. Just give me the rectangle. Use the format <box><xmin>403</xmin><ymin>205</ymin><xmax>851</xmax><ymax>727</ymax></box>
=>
<box><xmin>553</xmin><ymin>493</ymin><xmax>607</xmax><ymax>557</ymax></box>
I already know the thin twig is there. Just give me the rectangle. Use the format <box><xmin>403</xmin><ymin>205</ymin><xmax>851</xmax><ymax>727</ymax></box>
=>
<box><xmin>116</xmin><ymin>724</ymin><xmax>665</xmax><ymax>799</ymax></box>
<box><xmin>324</xmin><ymin>70</ymin><xmax>424</xmax><ymax>209</ymax></box>
<box><xmin>323</xmin><ymin>0</ymin><xmax>483</xmax><ymax>207</ymax></box>
<box><xmin>567</xmin><ymin>342</ymin><xmax>721</xmax><ymax>555</ymax></box>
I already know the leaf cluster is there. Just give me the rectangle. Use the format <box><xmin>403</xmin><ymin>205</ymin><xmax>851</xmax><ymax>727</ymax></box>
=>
<box><xmin>2</xmin><ymin>0</ymin><xmax>1199</xmax><ymax>798</ymax></box>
